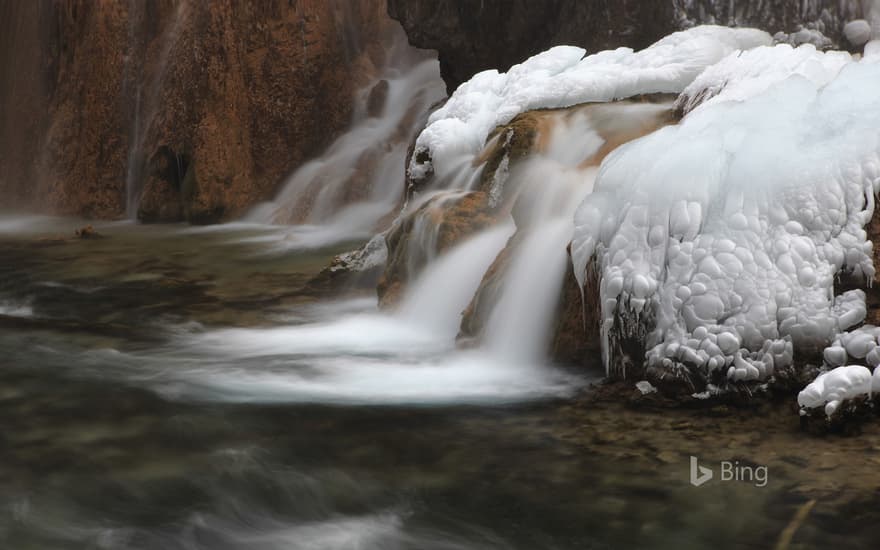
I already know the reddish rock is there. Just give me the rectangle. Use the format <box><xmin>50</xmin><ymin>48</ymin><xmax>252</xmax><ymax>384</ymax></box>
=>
<box><xmin>0</xmin><ymin>0</ymin><xmax>393</xmax><ymax>222</ymax></box>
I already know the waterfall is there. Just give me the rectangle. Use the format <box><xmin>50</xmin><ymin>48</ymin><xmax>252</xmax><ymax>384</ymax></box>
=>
<box><xmin>396</xmin><ymin>101</ymin><xmax>674</xmax><ymax>363</ymax></box>
<box><xmin>397</xmin><ymin>223</ymin><xmax>514</xmax><ymax>338</ymax></box>
<box><xmin>244</xmin><ymin>27</ymin><xmax>445</xmax><ymax>249</ymax></box>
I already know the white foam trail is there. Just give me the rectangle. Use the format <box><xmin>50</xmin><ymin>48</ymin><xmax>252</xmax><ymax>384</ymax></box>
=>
<box><xmin>185</xmin><ymin>314</ymin><xmax>448</xmax><ymax>358</ymax></box>
<box><xmin>197</xmin><ymin>513</ymin><xmax>408</xmax><ymax>550</ymax></box>
<box><xmin>147</xmin><ymin>350</ymin><xmax>581</xmax><ymax>406</ymax></box>
<box><xmin>397</xmin><ymin>224</ymin><xmax>514</xmax><ymax>337</ymax></box>
<box><xmin>73</xmin><ymin>304</ymin><xmax>584</xmax><ymax>406</ymax></box>
<box><xmin>0</xmin><ymin>301</ymin><xmax>33</xmax><ymax>318</ymax></box>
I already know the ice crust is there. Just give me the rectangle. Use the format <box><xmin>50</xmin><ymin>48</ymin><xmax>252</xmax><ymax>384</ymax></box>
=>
<box><xmin>571</xmin><ymin>51</ymin><xmax>880</xmax><ymax>380</ymax></box>
<box><xmin>410</xmin><ymin>26</ymin><xmax>772</xmax><ymax>182</ymax></box>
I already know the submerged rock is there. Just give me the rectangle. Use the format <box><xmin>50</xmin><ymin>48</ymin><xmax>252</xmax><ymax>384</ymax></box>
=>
<box><xmin>74</xmin><ymin>225</ymin><xmax>102</xmax><ymax>239</ymax></box>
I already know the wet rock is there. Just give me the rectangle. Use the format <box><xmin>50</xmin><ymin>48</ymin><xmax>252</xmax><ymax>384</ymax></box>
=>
<box><xmin>74</xmin><ymin>225</ymin><xmax>102</xmax><ymax>239</ymax></box>
<box><xmin>303</xmin><ymin>235</ymin><xmax>387</xmax><ymax>297</ymax></box>
<box><xmin>378</xmin><ymin>191</ymin><xmax>497</xmax><ymax>307</ymax></box>
<box><xmin>458</xmin><ymin>234</ymin><xmax>515</xmax><ymax>343</ymax></box>
<box><xmin>799</xmin><ymin>395</ymin><xmax>877</xmax><ymax>436</ymax></box>
<box><xmin>548</xmin><ymin>249</ymin><xmax>600</xmax><ymax>366</ymax></box>
<box><xmin>366</xmin><ymin>79</ymin><xmax>390</xmax><ymax>118</ymax></box>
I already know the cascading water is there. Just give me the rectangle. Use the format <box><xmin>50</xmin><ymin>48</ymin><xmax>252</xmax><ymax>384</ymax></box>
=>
<box><xmin>397</xmin><ymin>223</ymin><xmax>515</xmax><ymax>338</ymax></box>
<box><xmin>243</xmin><ymin>27</ymin><xmax>446</xmax><ymax>250</ymax></box>
<box><xmin>391</xmin><ymin>100</ymin><xmax>674</xmax><ymax>365</ymax></box>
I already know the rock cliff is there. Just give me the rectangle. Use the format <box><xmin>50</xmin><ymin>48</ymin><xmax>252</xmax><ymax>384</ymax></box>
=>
<box><xmin>0</xmin><ymin>0</ymin><xmax>392</xmax><ymax>222</ymax></box>
<box><xmin>388</xmin><ymin>0</ymin><xmax>867</xmax><ymax>92</ymax></box>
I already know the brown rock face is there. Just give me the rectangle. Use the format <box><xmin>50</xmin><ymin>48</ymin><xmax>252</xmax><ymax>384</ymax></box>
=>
<box><xmin>388</xmin><ymin>0</ymin><xmax>865</xmax><ymax>92</ymax></box>
<box><xmin>0</xmin><ymin>0</ymin><xmax>392</xmax><ymax>222</ymax></box>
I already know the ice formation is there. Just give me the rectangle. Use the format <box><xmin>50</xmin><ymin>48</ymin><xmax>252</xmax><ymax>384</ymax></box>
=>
<box><xmin>676</xmin><ymin>44</ymin><xmax>851</xmax><ymax>115</ymax></box>
<box><xmin>822</xmin><ymin>324</ymin><xmax>880</xmax><ymax>367</ymax></box>
<box><xmin>571</xmin><ymin>49</ymin><xmax>880</xmax><ymax>380</ymax></box>
<box><xmin>410</xmin><ymin>26</ymin><xmax>772</xmax><ymax>183</ymax></box>
<box><xmin>844</xmin><ymin>19</ymin><xmax>873</xmax><ymax>46</ymax></box>
<box><xmin>797</xmin><ymin>364</ymin><xmax>880</xmax><ymax>417</ymax></box>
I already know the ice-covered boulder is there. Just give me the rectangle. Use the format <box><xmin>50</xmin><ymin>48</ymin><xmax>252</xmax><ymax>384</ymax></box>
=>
<box><xmin>797</xmin><ymin>365</ymin><xmax>874</xmax><ymax>417</ymax></box>
<box><xmin>571</xmin><ymin>47</ymin><xmax>880</xmax><ymax>386</ymax></box>
<box><xmin>797</xmin><ymin>364</ymin><xmax>879</xmax><ymax>433</ymax></box>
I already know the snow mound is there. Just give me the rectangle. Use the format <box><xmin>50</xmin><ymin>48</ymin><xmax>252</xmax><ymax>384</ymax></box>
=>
<box><xmin>411</xmin><ymin>26</ymin><xmax>772</xmax><ymax>182</ymax></box>
<box><xmin>676</xmin><ymin>44</ymin><xmax>851</xmax><ymax>115</ymax></box>
<box><xmin>797</xmin><ymin>365</ymin><xmax>877</xmax><ymax>417</ymax></box>
<box><xmin>571</xmin><ymin>57</ymin><xmax>880</xmax><ymax>380</ymax></box>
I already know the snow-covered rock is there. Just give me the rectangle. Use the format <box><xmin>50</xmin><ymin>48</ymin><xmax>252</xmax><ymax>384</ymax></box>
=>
<box><xmin>410</xmin><ymin>26</ymin><xmax>772</xmax><ymax>183</ymax></box>
<box><xmin>797</xmin><ymin>365</ymin><xmax>874</xmax><ymax>417</ymax></box>
<box><xmin>676</xmin><ymin>44</ymin><xmax>851</xmax><ymax>115</ymax></box>
<box><xmin>571</xmin><ymin>49</ymin><xmax>880</xmax><ymax>381</ymax></box>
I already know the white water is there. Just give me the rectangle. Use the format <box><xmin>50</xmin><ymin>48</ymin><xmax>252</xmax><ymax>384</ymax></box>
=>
<box><xmin>397</xmin><ymin>223</ymin><xmax>515</xmax><ymax>338</ymax></box>
<box><xmin>485</xmin><ymin>220</ymin><xmax>575</xmax><ymax>363</ymax></box>
<box><xmin>72</xmin><ymin>295</ymin><xmax>582</xmax><ymax>405</ymax></box>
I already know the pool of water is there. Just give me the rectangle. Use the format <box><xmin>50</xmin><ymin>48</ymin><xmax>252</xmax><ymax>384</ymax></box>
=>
<box><xmin>1</xmin><ymin>215</ymin><xmax>877</xmax><ymax>549</ymax></box>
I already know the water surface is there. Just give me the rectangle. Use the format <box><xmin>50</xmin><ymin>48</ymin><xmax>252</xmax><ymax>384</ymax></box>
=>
<box><xmin>1</xmin><ymin>216</ymin><xmax>877</xmax><ymax>549</ymax></box>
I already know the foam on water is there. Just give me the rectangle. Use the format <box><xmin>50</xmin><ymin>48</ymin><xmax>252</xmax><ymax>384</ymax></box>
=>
<box><xmin>150</xmin><ymin>350</ymin><xmax>581</xmax><ymax>406</ymax></box>
<box><xmin>56</xmin><ymin>294</ymin><xmax>584</xmax><ymax>406</ymax></box>
<box><xmin>0</xmin><ymin>301</ymin><xmax>33</xmax><ymax>318</ymax></box>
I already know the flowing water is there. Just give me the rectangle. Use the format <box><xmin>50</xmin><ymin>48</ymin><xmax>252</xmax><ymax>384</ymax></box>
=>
<box><xmin>2</xmin><ymin>216</ymin><xmax>878</xmax><ymax>550</ymax></box>
<box><xmin>243</xmin><ymin>27</ymin><xmax>446</xmax><ymax>251</ymax></box>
